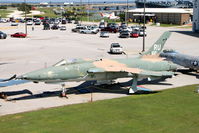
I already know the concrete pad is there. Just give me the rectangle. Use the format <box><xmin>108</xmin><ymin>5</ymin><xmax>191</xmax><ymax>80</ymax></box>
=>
<box><xmin>0</xmin><ymin>22</ymin><xmax>198</xmax><ymax>116</ymax></box>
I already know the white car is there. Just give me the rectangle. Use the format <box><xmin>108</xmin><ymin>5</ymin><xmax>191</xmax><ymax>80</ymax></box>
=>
<box><xmin>27</xmin><ymin>21</ymin><xmax>33</xmax><ymax>25</ymax></box>
<box><xmin>110</xmin><ymin>43</ymin><xmax>123</xmax><ymax>54</ymax></box>
<box><xmin>11</xmin><ymin>22</ymin><xmax>18</xmax><ymax>26</ymax></box>
<box><xmin>139</xmin><ymin>29</ymin><xmax>147</xmax><ymax>36</ymax></box>
<box><xmin>80</xmin><ymin>27</ymin><xmax>99</xmax><ymax>34</ymax></box>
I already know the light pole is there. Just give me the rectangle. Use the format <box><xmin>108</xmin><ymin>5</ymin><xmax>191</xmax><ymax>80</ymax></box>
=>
<box><xmin>127</xmin><ymin>0</ymin><xmax>129</xmax><ymax>26</ymax></box>
<box><xmin>24</xmin><ymin>0</ymin><xmax>27</xmax><ymax>35</ymax></box>
<box><xmin>80</xmin><ymin>0</ymin><xmax>82</xmax><ymax>24</ymax></box>
<box><xmin>142</xmin><ymin>0</ymin><xmax>146</xmax><ymax>52</ymax></box>
<box><xmin>87</xmin><ymin>0</ymin><xmax>90</xmax><ymax>22</ymax></box>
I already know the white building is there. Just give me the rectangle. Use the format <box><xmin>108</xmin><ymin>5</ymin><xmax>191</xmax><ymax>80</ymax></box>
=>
<box><xmin>193</xmin><ymin>0</ymin><xmax>199</xmax><ymax>32</ymax></box>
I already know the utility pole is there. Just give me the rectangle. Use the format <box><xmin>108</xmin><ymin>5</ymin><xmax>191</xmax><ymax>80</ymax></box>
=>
<box><xmin>127</xmin><ymin>0</ymin><xmax>129</xmax><ymax>26</ymax></box>
<box><xmin>87</xmin><ymin>0</ymin><xmax>90</xmax><ymax>22</ymax></box>
<box><xmin>142</xmin><ymin>0</ymin><xmax>146</xmax><ymax>52</ymax></box>
<box><xmin>80</xmin><ymin>0</ymin><xmax>82</xmax><ymax>24</ymax></box>
<box><xmin>24</xmin><ymin>0</ymin><xmax>27</xmax><ymax>35</ymax></box>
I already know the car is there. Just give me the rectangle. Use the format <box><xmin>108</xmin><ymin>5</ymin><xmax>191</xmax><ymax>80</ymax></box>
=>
<box><xmin>61</xmin><ymin>19</ymin><xmax>67</xmax><ymax>24</ymax></box>
<box><xmin>131</xmin><ymin>25</ymin><xmax>141</xmax><ymax>31</ymax></box>
<box><xmin>0</xmin><ymin>31</ymin><xmax>7</xmax><ymax>39</ymax></box>
<box><xmin>100</xmin><ymin>31</ymin><xmax>109</xmax><ymax>38</ymax></box>
<box><xmin>35</xmin><ymin>20</ymin><xmax>41</xmax><ymax>25</ymax></box>
<box><xmin>51</xmin><ymin>24</ymin><xmax>59</xmax><ymax>30</ymax></box>
<box><xmin>101</xmin><ymin>26</ymin><xmax>118</xmax><ymax>33</ymax></box>
<box><xmin>67</xmin><ymin>19</ymin><xmax>72</xmax><ymax>23</ymax></box>
<box><xmin>0</xmin><ymin>18</ymin><xmax>7</xmax><ymax>23</ymax></box>
<box><xmin>11</xmin><ymin>32</ymin><xmax>27</xmax><ymax>38</ymax></box>
<box><xmin>72</xmin><ymin>25</ymin><xmax>87</xmax><ymax>32</ymax></box>
<box><xmin>130</xmin><ymin>31</ymin><xmax>139</xmax><ymax>38</ymax></box>
<box><xmin>99</xmin><ymin>22</ymin><xmax>105</xmax><ymax>29</ymax></box>
<box><xmin>74</xmin><ymin>20</ymin><xmax>79</xmax><ymax>24</ymax></box>
<box><xmin>27</xmin><ymin>20</ymin><xmax>33</xmax><ymax>25</ymax></box>
<box><xmin>80</xmin><ymin>27</ymin><xmax>99</xmax><ymax>34</ymax></box>
<box><xmin>60</xmin><ymin>26</ymin><xmax>66</xmax><ymax>30</ymax></box>
<box><xmin>138</xmin><ymin>29</ymin><xmax>147</xmax><ymax>36</ymax></box>
<box><xmin>110</xmin><ymin>43</ymin><xmax>123</xmax><ymax>54</ymax></box>
<box><xmin>11</xmin><ymin>22</ymin><xmax>18</xmax><ymax>26</ymax></box>
<box><xmin>119</xmin><ymin>31</ymin><xmax>129</xmax><ymax>38</ymax></box>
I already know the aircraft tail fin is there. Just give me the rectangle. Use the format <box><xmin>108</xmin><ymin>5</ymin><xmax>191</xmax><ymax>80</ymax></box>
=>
<box><xmin>141</xmin><ymin>31</ymin><xmax>171</xmax><ymax>56</ymax></box>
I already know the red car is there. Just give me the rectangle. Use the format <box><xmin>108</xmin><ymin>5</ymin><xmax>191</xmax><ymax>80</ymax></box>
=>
<box><xmin>11</xmin><ymin>32</ymin><xmax>27</xmax><ymax>38</ymax></box>
<box><xmin>130</xmin><ymin>31</ymin><xmax>139</xmax><ymax>38</ymax></box>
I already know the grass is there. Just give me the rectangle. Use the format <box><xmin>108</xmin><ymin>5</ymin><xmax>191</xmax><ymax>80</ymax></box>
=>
<box><xmin>151</xmin><ymin>23</ymin><xmax>180</xmax><ymax>27</ymax></box>
<box><xmin>0</xmin><ymin>9</ymin><xmax>12</xmax><ymax>18</ymax></box>
<box><xmin>36</xmin><ymin>7</ymin><xmax>59</xmax><ymax>18</ymax></box>
<box><xmin>0</xmin><ymin>85</ymin><xmax>199</xmax><ymax>133</ymax></box>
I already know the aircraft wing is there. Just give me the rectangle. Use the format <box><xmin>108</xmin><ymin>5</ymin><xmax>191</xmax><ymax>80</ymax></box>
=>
<box><xmin>88</xmin><ymin>67</ymin><xmax>174</xmax><ymax>77</ymax></box>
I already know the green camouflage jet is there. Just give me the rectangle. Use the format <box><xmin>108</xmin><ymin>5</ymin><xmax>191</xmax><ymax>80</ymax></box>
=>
<box><xmin>2</xmin><ymin>31</ymin><xmax>177</xmax><ymax>96</ymax></box>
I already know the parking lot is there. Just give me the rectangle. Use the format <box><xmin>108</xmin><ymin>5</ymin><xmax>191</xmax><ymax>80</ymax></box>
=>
<box><xmin>0</xmin><ymin>22</ymin><xmax>199</xmax><ymax>115</ymax></box>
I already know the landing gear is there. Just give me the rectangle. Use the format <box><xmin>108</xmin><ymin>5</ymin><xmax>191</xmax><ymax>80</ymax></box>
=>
<box><xmin>60</xmin><ymin>84</ymin><xmax>68</xmax><ymax>98</ymax></box>
<box><xmin>129</xmin><ymin>74</ymin><xmax>138</xmax><ymax>94</ymax></box>
<box><xmin>0</xmin><ymin>92</ymin><xmax>7</xmax><ymax>99</ymax></box>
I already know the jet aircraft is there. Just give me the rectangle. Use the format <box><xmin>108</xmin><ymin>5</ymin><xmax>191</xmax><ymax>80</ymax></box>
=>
<box><xmin>100</xmin><ymin>12</ymin><xmax>120</xmax><ymax>20</ymax></box>
<box><xmin>1</xmin><ymin>31</ymin><xmax>177</xmax><ymax>97</ymax></box>
<box><xmin>160</xmin><ymin>49</ymin><xmax>199</xmax><ymax>71</ymax></box>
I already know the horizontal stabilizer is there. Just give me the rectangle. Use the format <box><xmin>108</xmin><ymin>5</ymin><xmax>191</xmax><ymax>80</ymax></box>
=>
<box><xmin>0</xmin><ymin>80</ymin><xmax>29</xmax><ymax>87</ymax></box>
<box><xmin>137</xmin><ymin>85</ymin><xmax>152</xmax><ymax>92</ymax></box>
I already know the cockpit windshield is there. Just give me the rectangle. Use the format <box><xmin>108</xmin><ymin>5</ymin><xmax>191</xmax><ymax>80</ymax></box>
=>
<box><xmin>53</xmin><ymin>59</ymin><xmax>78</xmax><ymax>67</ymax></box>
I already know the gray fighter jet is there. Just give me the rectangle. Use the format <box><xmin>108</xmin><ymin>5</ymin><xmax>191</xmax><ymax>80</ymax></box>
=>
<box><xmin>160</xmin><ymin>49</ymin><xmax>199</xmax><ymax>71</ymax></box>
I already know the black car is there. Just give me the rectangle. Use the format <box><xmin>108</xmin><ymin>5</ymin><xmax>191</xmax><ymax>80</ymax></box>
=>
<box><xmin>61</xmin><ymin>19</ymin><xmax>67</xmax><ymax>24</ymax></box>
<box><xmin>0</xmin><ymin>31</ymin><xmax>7</xmax><ymax>39</ymax></box>
<box><xmin>51</xmin><ymin>24</ymin><xmax>59</xmax><ymax>30</ymax></box>
<box><xmin>119</xmin><ymin>31</ymin><xmax>129</xmax><ymax>38</ymax></box>
<box><xmin>67</xmin><ymin>19</ymin><xmax>72</xmax><ymax>23</ymax></box>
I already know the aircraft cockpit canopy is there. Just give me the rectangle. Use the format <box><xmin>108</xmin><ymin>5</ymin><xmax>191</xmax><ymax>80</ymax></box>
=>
<box><xmin>53</xmin><ymin>59</ymin><xmax>79</xmax><ymax>67</ymax></box>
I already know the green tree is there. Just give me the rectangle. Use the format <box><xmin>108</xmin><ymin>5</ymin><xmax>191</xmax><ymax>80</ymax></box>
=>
<box><xmin>17</xmin><ymin>3</ymin><xmax>32</xmax><ymax>14</ymax></box>
<box><xmin>119</xmin><ymin>13</ymin><xmax>125</xmax><ymax>22</ymax></box>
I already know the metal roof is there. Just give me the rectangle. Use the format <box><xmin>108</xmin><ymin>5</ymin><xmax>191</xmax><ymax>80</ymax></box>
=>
<box><xmin>128</xmin><ymin>8</ymin><xmax>193</xmax><ymax>14</ymax></box>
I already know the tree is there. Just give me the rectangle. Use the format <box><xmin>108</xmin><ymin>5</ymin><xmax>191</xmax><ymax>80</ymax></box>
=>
<box><xmin>17</xmin><ymin>3</ymin><xmax>32</xmax><ymax>14</ymax></box>
<box><xmin>119</xmin><ymin>13</ymin><xmax>125</xmax><ymax>22</ymax></box>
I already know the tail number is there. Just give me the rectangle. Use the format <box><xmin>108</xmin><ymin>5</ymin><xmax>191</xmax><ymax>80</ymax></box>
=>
<box><xmin>151</xmin><ymin>44</ymin><xmax>161</xmax><ymax>55</ymax></box>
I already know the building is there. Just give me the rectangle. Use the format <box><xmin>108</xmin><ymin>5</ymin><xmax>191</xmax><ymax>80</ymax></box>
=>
<box><xmin>127</xmin><ymin>8</ymin><xmax>193</xmax><ymax>25</ymax></box>
<box><xmin>193</xmin><ymin>0</ymin><xmax>199</xmax><ymax>32</ymax></box>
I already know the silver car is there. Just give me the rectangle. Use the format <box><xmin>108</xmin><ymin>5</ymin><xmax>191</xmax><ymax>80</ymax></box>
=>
<box><xmin>60</xmin><ymin>26</ymin><xmax>66</xmax><ymax>30</ymax></box>
<box><xmin>100</xmin><ymin>31</ymin><xmax>109</xmax><ymax>38</ymax></box>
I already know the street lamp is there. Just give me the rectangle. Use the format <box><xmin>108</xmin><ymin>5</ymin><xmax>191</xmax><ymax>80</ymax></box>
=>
<box><xmin>142</xmin><ymin>0</ymin><xmax>146</xmax><ymax>52</ymax></box>
<box><xmin>80</xmin><ymin>0</ymin><xmax>82</xmax><ymax>24</ymax></box>
<box><xmin>126</xmin><ymin>0</ymin><xmax>129</xmax><ymax>26</ymax></box>
<box><xmin>87</xmin><ymin>0</ymin><xmax>90</xmax><ymax>22</ymax></box>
